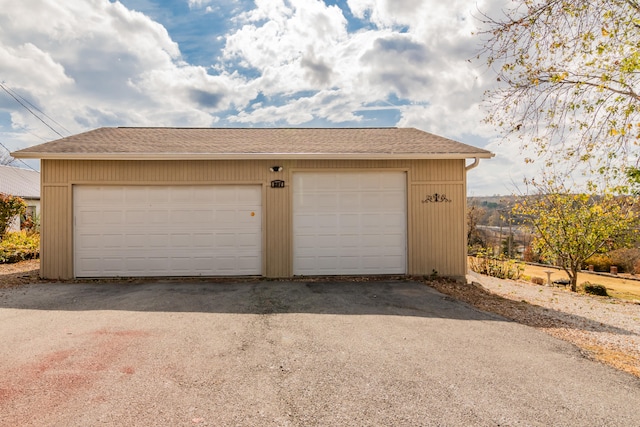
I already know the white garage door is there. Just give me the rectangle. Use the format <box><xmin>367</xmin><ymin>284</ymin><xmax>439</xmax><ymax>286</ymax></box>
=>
<box><xmin>74</xmin><ymin>185</ymin><xmax>262</xmax><ymax>277</ymax></box>
<box><xmin>293</xmin><ymin>172</ymin><xmax>407</xmax><ymax>275</ymax></box>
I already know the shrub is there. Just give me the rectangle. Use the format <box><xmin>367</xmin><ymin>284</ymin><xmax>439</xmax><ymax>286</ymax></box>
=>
<box><xmin>531</xmin><ymin>276</ymin><xmax>545</xmax><ymax>285</ymax></box>
<box><xmin>608</xmin><ymin>248</ymin><xmax>640</xmax><ymax>274</ymax></box>
<box><xmin>582</xmin><ymin>282</ymin><xmax>608</xmax><ymax>297</ymax></box>
<box><xmin>523</xmin><ymin>245</ymin><xmax>542</xmax><ymax>263</ymax></box>
<box><xmin>0</xmin><ymin>194</ymin><xmax>26</xmax><ymax>238</ymax></box>
<box><xmin>468</xmin><ymin>251</ymin><xmax>524</xmax><ymax>280</ymax></box>
<box><xmin>0</xmin><ymin>231</ymin><xmax>40</xmax><ymax>263</ymax></box>
<box><xmin>584</xmin><ymin>254</ymin><xmax>613</xmax><ymax>272</ymax></box>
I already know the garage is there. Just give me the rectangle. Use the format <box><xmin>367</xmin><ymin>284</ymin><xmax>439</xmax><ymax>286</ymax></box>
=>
<box><xmin>293</xmin><ymin>171</ymin><xmax>407</xmax><ymax>275</ymax></box>
<box><xmin>73</xmin><ymin>185</ymin><xmax>262</xmax><ymax>277</ymax></box>
<box><xmin>12</xmin><ymin>127</ymin><xmax>493</xmax><ymax>280</ymax></box>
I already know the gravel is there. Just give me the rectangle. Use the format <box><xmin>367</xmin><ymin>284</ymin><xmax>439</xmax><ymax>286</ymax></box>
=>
<box><xmin>429</xmin><ymin>271</ymin><xmax>640</xmax><ymax>377</ymax></box>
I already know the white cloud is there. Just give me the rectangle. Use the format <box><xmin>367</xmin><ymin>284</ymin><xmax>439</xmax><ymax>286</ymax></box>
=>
<box><xmin>188</xmin><ymin>0</ymin><xmax>211</xmax><ymax>9</ymax></box>
<box><xmin>221</xmin><ymin>0</ymin><xmax>499</xmax><ymax>135</ymax></box>
<box><xmin>230</xmin><ymin>89</ymin><xmax>362</xmax><ymax>124</ymax></box>
<box><xmin>0</xmin><ymin>0</ymin><xmax>252</xmax><ymax>145</ymax></box>
<box><xmin>347</xmin><ymin>0</ymin><xmax>429</xmax><ymax>28</ymax></box>
<box><xmin>0</xmin><ymin>0</ymin><xmax>525</xmax><ymax>194</ymax></box>
<box><xmin>467</xmin><ymin>138</ymin><xmax>544</xmax><ymax>196</ymax></box>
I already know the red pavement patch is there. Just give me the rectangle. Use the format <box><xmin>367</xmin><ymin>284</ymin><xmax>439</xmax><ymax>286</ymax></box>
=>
<box><xmin>0</xmin><ymin>328</ymin><xmax>149</xmax><ymax>425</ymax></box>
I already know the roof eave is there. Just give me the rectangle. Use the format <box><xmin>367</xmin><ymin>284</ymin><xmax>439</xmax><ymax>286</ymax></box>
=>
<box><xmin>12</xmin><ymin>152</ymin><xmax>495</xmax><ymax>161</ymax></box>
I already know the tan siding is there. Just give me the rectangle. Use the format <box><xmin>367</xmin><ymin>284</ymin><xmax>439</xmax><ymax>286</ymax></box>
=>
<box><xmin>264</xmin><ymin>183</ymin><xmax>291</xmax><ymax>277</ymax></box>
<box><xmin>40</xmin><ymin>185</ymin><xmax>72</xmax><ymax>279</ymax></box>
<box><xmin>410</xmin><ymin>159</ymin><xmax>464</xmax><ymax>182</ymax></box>
<box><xmin>41</xmin><ymin>158</ymin><xmax>468</xmax><ymax>279</ymax></box>
<box><xmin>408</xmin><ymin>183</ymin><xmax>466</xmax><ymax>277</ymax></box>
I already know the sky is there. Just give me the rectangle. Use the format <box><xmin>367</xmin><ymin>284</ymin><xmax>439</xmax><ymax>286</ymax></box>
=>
<box><xmin>0</xmin><ymin>0</ymin><xmax>545</xmax><ymax>196</ymax></box>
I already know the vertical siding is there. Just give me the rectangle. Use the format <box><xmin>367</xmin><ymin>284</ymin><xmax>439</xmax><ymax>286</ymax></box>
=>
<box><xmin>408</xmin><ymin>184</ymin><xmax>466</xmax><ymax>277</ymax></box>
<box><xmin>407</xmin><ymin>159</ymin><xmax>466</xmax><ymax>278</ymax></box>
<box><xmin>41</xmin><ymin>158</ymin><xmax>468</xmax><ymax>279</ymax></box>
<box><xmin>264</xmin><ymin>181</ymin><xmax>292</xmax><ymax>277</ymax></box>
<box><xmin>40</xmin><ymin>185</ymin><xmax>72</xmax><ymax>279</ymax></box>
<box><xmin>410</xmin><ymin>159</ymin><xmax>463</xmax><ymax>182</ymax></box>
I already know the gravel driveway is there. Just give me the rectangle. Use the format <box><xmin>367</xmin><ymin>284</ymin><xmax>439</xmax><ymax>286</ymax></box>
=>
<box><xmin>1</xmin><ymin>279</ymin><xmax>639</xmax><ymax>426</ymax></box>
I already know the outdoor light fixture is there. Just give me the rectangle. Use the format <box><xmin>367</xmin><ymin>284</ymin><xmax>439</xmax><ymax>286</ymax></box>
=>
<box><xmin>270</xmin><ymin>166</ymin><xmax>283</xmax><ymax>172</ymax></box>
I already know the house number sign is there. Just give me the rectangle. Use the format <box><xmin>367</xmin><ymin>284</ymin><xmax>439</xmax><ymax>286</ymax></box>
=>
<box><xmin>271</xmin><ymin>180</ymin><xmax>286</xmax><ymax>188</ymax></box>
<box><xmin>422</xmin><ymin>193</ymin><xmax>452</xmax><ymax>203</ymax></box>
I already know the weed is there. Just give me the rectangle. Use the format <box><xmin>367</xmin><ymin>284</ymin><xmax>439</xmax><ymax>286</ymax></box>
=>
<box><xmin>468</xmin><ymin>251</ymin><xmax>524</xmax><ymax>280</ymax></box>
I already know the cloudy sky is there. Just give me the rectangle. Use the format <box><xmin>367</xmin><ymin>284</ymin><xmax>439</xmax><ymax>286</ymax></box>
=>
<box><xmin>0</xmin><ymin>0</ymin><xmax>544</xmax><ymax>195</ymax></box>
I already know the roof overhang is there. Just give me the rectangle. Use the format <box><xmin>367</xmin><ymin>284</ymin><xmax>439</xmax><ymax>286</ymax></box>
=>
<box><xmin>12</xmin><ymin>152</ymin><xmax>495</xmax><ymax>161</ymax></box>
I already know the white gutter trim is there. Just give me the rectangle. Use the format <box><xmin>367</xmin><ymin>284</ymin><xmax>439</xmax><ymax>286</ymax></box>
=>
<box><xmin>12</xmin><ymin>152</ymin><xmax>495</xmax><ymax>161</ymax></box>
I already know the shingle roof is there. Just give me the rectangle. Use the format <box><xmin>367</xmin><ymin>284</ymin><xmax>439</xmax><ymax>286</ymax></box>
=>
<box><xmin>11</xmin><ymin>127</ymin><xmax>494</xmax><ymax>160</ymax></box>
<box><xmin>0</xmin><ymin>165</ymin><xmax>40</xmax><ymax>199</ymax></box>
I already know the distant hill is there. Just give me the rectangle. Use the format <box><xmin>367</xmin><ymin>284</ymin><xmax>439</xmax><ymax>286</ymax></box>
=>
<box><xmin>467</xmin><ymin>196</ymin><xmax>520</xmax><ymax>227</ymax></box>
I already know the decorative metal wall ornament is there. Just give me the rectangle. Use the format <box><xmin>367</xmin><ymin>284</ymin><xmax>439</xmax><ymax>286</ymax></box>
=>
<box><xmin>421</xmin><ymin>193</ymin><xmax>452</xmax><ymax>203</ymax></box>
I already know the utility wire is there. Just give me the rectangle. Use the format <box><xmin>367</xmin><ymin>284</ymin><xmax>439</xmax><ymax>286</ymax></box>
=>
<box><xmin>0</xmin><ymin>141</ymin><xmax>37</xmax><ymax>172</ymax></box>
<box><xmin>0</xmin><ymin>81</ymin><xmax>66</xmax><ymax>139</ymax></box>
<box><xmin>3</xmin><ymin>84</ymin><xmax>71</xmax><ymax>136</ymax></box>
<box><xmin>9</xmin><ymin>123</ymin><xmax>50</xmax><ymax>143</ymax></box>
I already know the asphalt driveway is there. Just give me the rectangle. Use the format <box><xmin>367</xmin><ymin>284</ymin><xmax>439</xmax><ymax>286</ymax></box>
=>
<box><xmin>1</xmin><ymin>279</ymin><xmax>639</xmax><ymax>426</ymax></box>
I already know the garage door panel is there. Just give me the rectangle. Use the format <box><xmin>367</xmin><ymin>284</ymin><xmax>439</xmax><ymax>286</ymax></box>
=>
<box><xmin>76</xmin><ymin>210</ymin><xmax>103</xmax><ymax>226</ymax></box>
<box><xmin>169</xmin><ymin>257</ymin><xmax>192</xmax><ymax>271</ymax></box>
<box><xmin>238</xmin><ymin>187</ymin><xmax>262</xmax><ymax>203</ymax></box>
<box><xmin>190</xmin><ymin>210</ymin><xmax>213</xmax><ymax>223</ymax></box>
<box><xmin>337</xmin><ymin>193</ymin><xmax>360</xmax><ymax>209</ymax></box>
<box><xmin>139</xmin><ymin>258</ymin><xmax>167</xmax><ymax>271</ymax></box>
<box><xmin>146</xmin><ymin>234</ymin><xmax>169</xmax><ymax>247</ymax></box>
<box><xmin>295</xmin><ymin>214</ymin><xmax>337</xmax><ymax>229</ymax></box>
<box><xmin>339</xmin><ymin>234</ymin><xmax>359</xmax><ymax>247</ymax></box>
<box><xmin>294</xmin><ymin>172</ymin><xmax>406</xmax><ymax>275</ymax></box>
<box><xmin>125</xmin><ymin>210</ymin><xmax>147</xmax><ymax>224</ymax></box>
<box><xmin>294</xmin><ymin>234</ymin><xmax>317</xmax><ymax>249</ymax></box>
<box><xmin>147</xmin><ymin>187</ymin><xmax>170</xmax><ymax>203</ymax></box>
<box><xmin>193</xmin><ymin>233</ymin><xmax>214</xmax><ymax>247</ymax></box>
<box><xmin>338</xmin><ymin>174</ymin><xmax>360</xmax><ymax>190</ymax></box>
<box><xmin>123</xmin><ymin>234</ymin><xmax>145</xmax><ymax>248</ymax></box>
<box><xmin>169</xmin><ymin>188</ymin><xmax>192</xmax><ymax>203</ymax></box>
<box><xmin>74</xmin><ymin>185</ymin><xmax>262</xmax><ymax>277</ymax></box>
<box><xmin>124</xmin><ymin>188</ymin><xmax>148</xmax><ymax>204</ymax></box>
<box><xmin>216</xmin><ymin>209</ymin><xmax>239</xmax><ymax>223</ymax></box>
<box><xmin>170</xmin><ymin>234</ymin><xmax>192</xmax><ymax>247</ymax></box>
<box><xmin>382</xmin><ymin>213</ymin><xmax>406</xmax><ymax>227</ymax></box>
<box><xmin>383</xmin><ymin>192</ymin><xmax>406</xmax><ymax>206</ymax></box>
<box><xmin>101</xmin><ymin>234</ymin><xmax>123</xmax><ymax>248</ymax></box>
<box><xmin>213</xmin><ymin>187</ymin><xmax>233</xmax><ymax>203</ymax></box>
<box><xmin>237</xmin><ymin>233</ymin><xmax>261</xmax><ymax>247</ymax></box>
<box><xmin>193</xmin><ymin>187</ymin><xmax>216</xmax><ymax>202</ymax></box>
<box><xmin>216</xmin><ymin>233</ymin><xmax>238</xmax><ymax>247</ymax></box>
<box><xmin>338</xmin><ymin>214</ymin><xmax>359</xmax><ymax>228</ymax></box>
<box><xmin>102</xmin><ymin>211</ymin><xmax>125</xmax><ymax>224</ymax></box>
<box><xmin>81</xmin><ymin>187</ymin><xmax>122</xmax><ymax>204</ymax></box>
<box><xmin>148</xmin><ymin>210</ymin><xmax>169</xmax><ymax>223</ymax></box>
<box><xmin>360</xmin><ymin>193</ymin><xmax>383</xmax><ymax>208</ymax></box>
<box><xmin>236</xmin><ymin>209</ymin><xmax>261</xmax><ymax>224</ymax></box>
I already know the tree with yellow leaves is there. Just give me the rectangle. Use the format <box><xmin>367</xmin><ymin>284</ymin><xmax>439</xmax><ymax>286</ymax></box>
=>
<box><xmin>480</xmin><ymin>1</ymin><xmax>640</xmax><ymax>174</ymax></box>
<box><xmin>513</xmin><ymin>178</ymin><xmax>639</xmax><ymax>291</ymax></box>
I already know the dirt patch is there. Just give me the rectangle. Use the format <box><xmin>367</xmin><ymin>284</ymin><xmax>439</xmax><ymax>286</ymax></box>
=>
<box><xmin>0</xmin><ymin>259</ymin><xmax>42</xmax><ymax>289</ymax></box>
